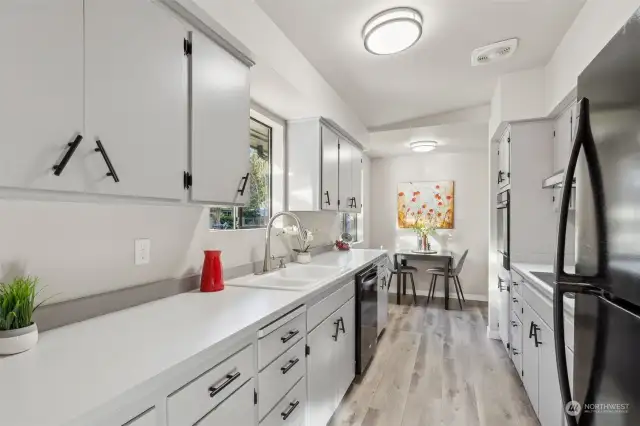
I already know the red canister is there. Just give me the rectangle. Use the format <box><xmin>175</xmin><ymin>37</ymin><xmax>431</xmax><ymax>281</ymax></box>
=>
<box><xmin>200</xmin><ymin>250</ymin><xmax>224</xmax><ymax>292</ymax></box>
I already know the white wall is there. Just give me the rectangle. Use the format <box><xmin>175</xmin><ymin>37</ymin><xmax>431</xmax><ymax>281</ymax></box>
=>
<box><xmin>369</xmin><ymin>150</ymin><xmax>489</xmax><ymax>299</ymax></box>
<box><xmin>545</xmin><ymin>0</ymin><xmax>640</xmax><ymax>114</ymax></box>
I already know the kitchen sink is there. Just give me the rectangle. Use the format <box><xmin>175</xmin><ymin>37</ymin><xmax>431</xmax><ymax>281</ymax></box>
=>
<box><xmin>226</xmin><ymin>264</ymin><xmax>343</xmax><ymax>291</ymax></box>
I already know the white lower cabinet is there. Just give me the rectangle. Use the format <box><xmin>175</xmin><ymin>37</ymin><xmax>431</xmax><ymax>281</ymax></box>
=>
<box><xmin>260</xmin><ymin>378</ymin><xmax>307</xmax><ymax>426</ymax></box>
<box><xmin>510</xmin><ymin>314</ymin><xmax>523</xmax><ymax>377</ymax></box>
<box><xmin>197</xmin><ymin>379</ymin><xmax>255</xmax><ymax>426</ymax></box>
<box><xmin>517</xmin><ymin>278</ymin><xmax>571</xmax><ymax>426</ymax></box>
<box><xmin>308</xmin><ymin>295</ymin><xmax>355</xmax><ymax>426</ymax></box>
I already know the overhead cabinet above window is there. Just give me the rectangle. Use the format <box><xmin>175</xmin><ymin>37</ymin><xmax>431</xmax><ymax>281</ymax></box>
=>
<box><xmin>288</xmin><ymin>118</ymin><xmax>363</xmax><ymax>213</ymax></box>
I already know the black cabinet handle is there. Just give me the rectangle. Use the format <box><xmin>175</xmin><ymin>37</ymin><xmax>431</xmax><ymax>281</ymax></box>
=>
<box><xmin>532</xmin><ymin>324</ymin><xmax>542</xmax><ymax>347</ymax></box>
<box><xmin>511</xmin><ymin>321</ymin><xmax>517</xmax><ymax>327</ymax></box>
<box><xmin>512</xmin><ymin>348</ymin><xmax>520</xmax><ymax>356</ymax></box>
<box><xmin>324</xmin><ymin>191</ymin><xmax>331</xmax><ymax>205</ymax></box>
<box><xmin>512</xmin><ymin>297</ymin><xmax>518</xmax><ymax>304</ymax></box>
<box><xmin>53</xmin><ymin>134</ymin><xmax>83</xmax><ymax>176</ymax></box>
<box><xmin>338</xmin><ymin>317</ymin><xmax>346</xmax><ymax>334</ymax></box>
<box><xmin>281</xmin><ymin>400</ymin><xmax>300</xmax><ymax>420</ymax></box>
<box><xmin>281</xmin><ymin>329</ymin><xmax>299</xmax><ymax>343</ymax></box>
<box><xmin>208</xmin><ymin>371</ymin><xmax>241</xmax><ymax>398</ymax></box>
<box><xmin>94</xmin><ymin>140</ymin><xmax>119</xmax><ymax>183</ymax></box>
<box><xmin>332</xmin><ymin>319</ymin><xmax>341</xmax><ymax>341</ymax></box>
<box><xmin>237</xmin><ymin>173</ymin><xmax>250</xmax><ymax>195</ymax></box>
<box><xmin>280</xmin><ymin>357</ymin><xmax>299</xmax><ymax>374</ymax></box>
<box><xmin>528</xmin><ymin>321</ymin><xmax>535</xmax><ymax>338</ymax></box>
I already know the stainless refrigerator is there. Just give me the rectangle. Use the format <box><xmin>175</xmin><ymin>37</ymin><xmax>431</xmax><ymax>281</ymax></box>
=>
<box><xmin>554</xmin><ymin>8</ymin><xmax>640</xmax><ymax>426</ymax></box>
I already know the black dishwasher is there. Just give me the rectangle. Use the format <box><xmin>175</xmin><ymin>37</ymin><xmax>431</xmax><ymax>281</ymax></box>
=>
<box><xmin>355</xmin><ymin>265</ymin><xmax>378</xmax><ymax>376</ymax></box>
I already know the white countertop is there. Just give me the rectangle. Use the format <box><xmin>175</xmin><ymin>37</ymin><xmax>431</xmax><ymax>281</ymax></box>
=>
<box><xmin>511</xmin><ymin>262</ymin><xmax>575</xmax><ymax>315</ymax></box>
<box><xmin>0</xmin><ymin>249</ymin><xmax>387</xmax><ymax>426</ymax></box>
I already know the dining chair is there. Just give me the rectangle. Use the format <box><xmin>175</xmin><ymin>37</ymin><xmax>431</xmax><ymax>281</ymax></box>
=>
<box><xmin>389</xmin><ymin>258</ymin><xmax>418</xmax><ymax>304</ymax></box>
<box><xmin>426</xmin><ymin>250</ymin><xmax>468</xmax><ymax>309</ymax></box>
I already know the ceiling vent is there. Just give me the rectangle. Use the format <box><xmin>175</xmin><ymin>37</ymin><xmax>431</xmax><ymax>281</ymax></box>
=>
<box><xmin>471</xmin><ymin>38</ymin><xmax>518</xmax><ymax>66</ymax></box>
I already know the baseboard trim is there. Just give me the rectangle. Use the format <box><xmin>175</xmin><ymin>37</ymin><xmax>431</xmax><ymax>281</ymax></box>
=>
<box><xmin>487</xmin><ymin>326</ymin><xmax>500</xmax><ymax>340</ymax></box>
<box><xmin>388</xmin><ymin>288</ymin><xmax>488</xmax><ymax>302</ymax></box>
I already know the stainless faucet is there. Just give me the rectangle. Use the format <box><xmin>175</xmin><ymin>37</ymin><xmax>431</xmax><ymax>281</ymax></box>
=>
<box><xmin>259</xmin><ymin>211</ymin><xmax>305</xmax><ymax>274</ymax></box>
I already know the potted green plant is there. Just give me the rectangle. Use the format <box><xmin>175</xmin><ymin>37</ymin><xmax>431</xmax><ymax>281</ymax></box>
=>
<box><xmin>0</xmin><ymin>276</ymin><xmax>42</xmax><ymax>355</ymax></box>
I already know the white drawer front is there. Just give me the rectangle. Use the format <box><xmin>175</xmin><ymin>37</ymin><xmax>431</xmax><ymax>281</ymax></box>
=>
<box><xmin>124</xmin><ymin>408</ymin><xmax>155</xmax><ymax>426</ymax></box>
<box><xmin>260</xmin><ymin>377</ymin><xmax>306</xmax><ymax>426</ymax></box>
<box><xmin>197</xmin><ymin>379</ymin><xmax>255</xmax><ymax>426</ymax></box>
<box><xmin>307</xmin><ymin>280</ymin><xmax>355</xmax><ymax>332</ymax></box>
<box><xmin>168</xmin><ymin>344</ymin><xmax>254</xmax><ymax>426</ymax></box>
<box><xmin>523</xmin><ymin>281</ymin><xmax>553</xmax><ymax>329</ymax></box>
<box><xmin>259</xmin><ymin>311</ymin><xmax>306</xmax><ymax>370</ymax></box>
<box><xmin>511</xmin><ymin>291</ymin><xmax>523</xmax><ymax>320</ymax></box>
<box><xmin>259</xmin><ymin>339</ymin><xmax>306</xmax><ymax>420</ymax></box>
<box><xmin>511</xmin><ymin>270</ymin><xmax>524</xmax><ymax>295</ymax></box>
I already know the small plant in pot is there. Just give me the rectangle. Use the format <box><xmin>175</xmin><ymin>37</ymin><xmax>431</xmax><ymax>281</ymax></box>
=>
<box><xmin>0</xmin><ymin>276</ymin><xmax>43</xmax><ymax>355</ymax></box>
<box><xmin>294</xmin><ymin>230</ymin><xmax>314</xmax><ymax>264</ymax></box>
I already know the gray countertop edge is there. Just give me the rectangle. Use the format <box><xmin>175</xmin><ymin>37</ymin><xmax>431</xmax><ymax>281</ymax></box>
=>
<box><xmin>511</xmin><ymin>262</ymin><xmax>575</xmax><ymax>320</ymax></box>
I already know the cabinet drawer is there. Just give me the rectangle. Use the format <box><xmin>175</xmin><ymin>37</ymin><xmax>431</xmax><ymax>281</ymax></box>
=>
<box><xmin>308</xmin><ymin>280</ymin><xmax>355</xmax><ymax>331</ymax></box>
<box><xmin>258</xmin><ymin>309</ymin><xmax>306</xmax><ymax>370</ymax></box>
<box><xmin>511</xmin><ymin>291</ymin><xmax>523</xmax><ymax>319</ymax></box>
<box><xmin>260</xmin><ymin>377</ymin><xmax>306</xmax><ymax>426</ymax></box>
<box><xmin>523</xmin><ymin>281</ymin><xmax>553</xmax><ymax>329</ymax></box>
<box><xmin>259</xmin><ymin>339</ymin><xmax>306</xmax><ymax>420</ymax></box>
<box><xmin>167</xmin><ymin>344</ymin><xmax>254</xmax><ymax>426</ymax></box>
<box><xmin>511</xmin><ymin>270</ymin><xmax>524</xmax><ymax>295</ymax></box>
<box><xmin>124</xmin><ymin>408</ymin><xmax>155</xmax><ymax>426</ymax></box>
<box><xmin>510</xmin><ymin>315</ymin><xmax>523</xmax><ymax>376</ymax></box>
<box><xmin>197</xmin><ymin>379</ymin><xmax>255</xmax><ymax>426</ymax></box>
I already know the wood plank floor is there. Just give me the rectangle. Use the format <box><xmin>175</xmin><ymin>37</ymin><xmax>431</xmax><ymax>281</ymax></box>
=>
<box><xmin>329</xmin><ymin>295</ymin><xmax>539</xmax><ymax>426</ymax></box>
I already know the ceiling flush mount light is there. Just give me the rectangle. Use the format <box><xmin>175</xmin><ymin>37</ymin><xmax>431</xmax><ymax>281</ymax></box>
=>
<box><xmin>410</xmin><ymin>141</ymin><xmax>437</xmax><ymax>153</ymax></box>
<box><xmin>363</xmin><ymin>7</ymin><xmax>423</xmax><ymax>55</ymax></box>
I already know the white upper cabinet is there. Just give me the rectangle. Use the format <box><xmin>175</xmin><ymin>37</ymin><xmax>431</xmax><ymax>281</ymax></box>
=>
<box><xmin>288</xmin><ymin>118</ymin><xmax>363</xmax><ymax>212</ymax></box>
<box><xmin>321</xmin><ymin>125</ymin><xmax>340</xmax><ymax>211</ymax></box>
<box><xmin>553</xmin><ymin>101</ymin><xmax>575</xmax><ymax>173</ymax></box>
<box><xmin>190</xmin><ymin>31</ymin><xmax>251</xmax><ymax>205</ymax></box>
<box><xmin>338</xmin><ymin>140</ymin><xmax>353</xmax><ymax>211</ymax></box>
<box><xmin>0</xmin><ymin>0</ymin><xmax>85</xmax><ymax>193</ymax></box>
<box><xmin>497</xmin><ymin>128</ymin><xmax>510</xmax><ymax>189</ymax></box>
<box><xmin>351</xmin><ymin>146</ymin><xmax>363</xmax><ymax>213</ymax></box>
<box><xmin>84</xmin><ymin>0</ymin><xmax>188</xmax><ymax>200</ymax></box>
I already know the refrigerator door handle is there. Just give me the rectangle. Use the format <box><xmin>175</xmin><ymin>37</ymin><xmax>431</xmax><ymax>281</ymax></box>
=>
<box><xmin>555</xmin><ymin>98</ymin><xmax>607</xmax><ymax>285</ymax></box>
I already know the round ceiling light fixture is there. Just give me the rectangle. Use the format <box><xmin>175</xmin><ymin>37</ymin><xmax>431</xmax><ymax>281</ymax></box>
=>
<box><xmin>362</xmin><ymin>7</ymin><xmax>423</xmax><ymax>55</ymax></box>
<box><xmin>410</xmin><ymin>141</ymin><xmax>437</xmax><ymax>153</ymax></box>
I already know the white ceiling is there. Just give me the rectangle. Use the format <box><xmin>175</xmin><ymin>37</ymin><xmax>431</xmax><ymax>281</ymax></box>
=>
<box><xmin>255</xmin><ymin>0</ymin><xmax>586</xmax><ymax>129</ymax></box>
<box><xmin>368</xmin><ymin>122</ymin><xmax>488</xmax><ymax>157</ymax></box>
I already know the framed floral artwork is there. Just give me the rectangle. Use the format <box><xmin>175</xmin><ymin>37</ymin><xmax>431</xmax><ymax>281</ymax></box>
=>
<box><xmin>397</xmin><ymin>181</ymin><xmax>455</xmax><ymax>229</ymax></box>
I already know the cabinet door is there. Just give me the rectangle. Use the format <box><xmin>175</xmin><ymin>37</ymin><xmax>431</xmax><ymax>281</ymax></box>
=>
<box><xmin>498</xmin><ymin>278</ymin><xmax>511</xmax><ymax>352</ymax></box>
<box><xmin>190</xmin><ymin>31</ymin><xmax>251</xmax><ymax>205</ymax></box>
<box><xmin>351</xmin><ymin>147</ymin><xmax>363</xmax><ymax>213</ymax></box>
<box><xmin>538</xmin><ymin>320</ymin><xmax>563</xmax><ymax>426</ymax></box>
<box><xmin>0</xmin><ymin>0</ymin><xmax>84</xmax><ymax>193</ymax></box>
<box><xmin>338</xmin><ymin>141</ymin><xmax>353</xmax><ymax>211</ymax></box>
<box><xmin>307</xmin><ymin>313</ymin><xmax>339</xmax><ymax>426</ymax></box>
<box><xmin>522</xmin><ymin>302</ymin><xmax>540</xmax><ymax>414</ymax></box>
<box><xmin>320</xmin><ymin>125</ymin><xmax>340</xmax><ymax>211</ymax></box>
<box><xmin>198</xmin><ymin>379</ymin><xmax>255</xmax><ymax>426</ymax></box>
<box><xmin>84</xmin><ymin>0</ymin><xmax>187</xmax><ymax>200</ymax></box>
<box><xmin>510</xmin><ymin>315</ymin><xmax>523</xmax><ymax>377</ymax></box>
<box><xmin>335</xmin><ymin>298</ymin><xmax>356</xmax><ymax>403</ymax></box>
<box><xmin>498</xmin><ymin>130</ymin><xmax>510</xmax><ymax>188</ymax></box>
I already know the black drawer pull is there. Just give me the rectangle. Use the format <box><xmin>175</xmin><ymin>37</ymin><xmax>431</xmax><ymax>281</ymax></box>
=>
<box><xmin>94</xmin><ymin>140</ymin><xmax>119</xmax><ymax>183</ymax></box>
<box><xmin>53</xmin><ymin>134</ymin><xmax>83</xmax><ymax>176</ymax></box>
<box><xmin>281</xmin><ymin>329</ymin><xmax>299</xmax><ymax>343</ymax></box>
<box><xmin>281</xmin><ymin>400</ymin><xmax>300</xmax><ymax>420</ymax></box>
<box><xmin>237</xmin><ymin>173</ymin><xmax>250</xmax><ymax>195</ymax></box>
<box><xmin>332</xmin><ymin>317</ymin><xmax>345</xmax><ymax>341</ymax></box>
<box><xmin>280</xmin><ymin>357</ymin><xmax>299</xmax><ymax>375</ymax></box>
<box><xmin>208</xmin><ymin>371</ymin><xmax>241</xmax><ymax>398</ymax></box>
<box><xmin>324</xmin><ymin>191</ymin><xmax>331</xmax><ymax>205</ymax></box>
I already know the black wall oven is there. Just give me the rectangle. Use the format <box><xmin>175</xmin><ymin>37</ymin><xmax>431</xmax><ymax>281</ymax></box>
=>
<box><xmin>355</xmin><ymin>265</ymin><xmax>378</xmax><ymax>376</ymax></box>
<box><xmin>496</xmin><ymin>189</ymin><xmax>510</xmax><ymax>270</ymax></box>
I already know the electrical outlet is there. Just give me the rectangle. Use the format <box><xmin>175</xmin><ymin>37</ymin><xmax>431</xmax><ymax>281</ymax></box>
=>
<box><xmin>134</xmin><ymin>239</ymin><xmax>150</xmax><ymax>265</ymax></box>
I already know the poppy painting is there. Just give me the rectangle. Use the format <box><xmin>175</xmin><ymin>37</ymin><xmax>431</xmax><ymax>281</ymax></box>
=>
<box><xmin>397</xmin><ymin>181</ymin><xmax>455</xmax><ymax>229</ymax></box>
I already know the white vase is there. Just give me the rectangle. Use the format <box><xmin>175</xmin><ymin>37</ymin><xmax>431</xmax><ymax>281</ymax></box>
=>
<box><xmin>0</xmin><ymin>323</ymin><xmax>38</xmax><ymax>355</ymax></box>
<box><xmin>296</xmin><ymin>252</ymin><xmax>311</xmax><ymax>264</ymax></box>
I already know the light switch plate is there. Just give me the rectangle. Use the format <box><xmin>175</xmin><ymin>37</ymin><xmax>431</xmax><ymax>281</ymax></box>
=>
<box><xmin>134</xmin><ymin>239</ymin><xmax>151</xmax><ymax>265</ymax></box>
